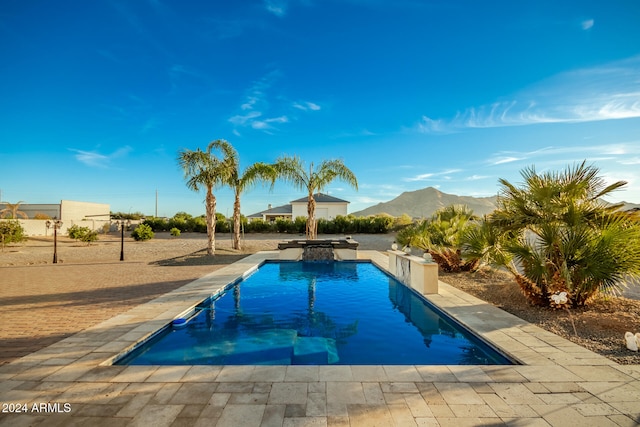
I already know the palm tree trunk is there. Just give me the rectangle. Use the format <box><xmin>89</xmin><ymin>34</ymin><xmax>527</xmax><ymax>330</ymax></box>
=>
<box><xmin>307</xmin><ymin>192</ymin><xmax>316</xmax><ymax>240</ymax></box>
<box><xmin>232</xmin><ymin>189</ymin><xmax>241</xmax><ymax>250</ymax></box>
<box><xmin>205</xmin><ymin>186</ymin><xmax>216</xmax><ymax>256</ymax></box>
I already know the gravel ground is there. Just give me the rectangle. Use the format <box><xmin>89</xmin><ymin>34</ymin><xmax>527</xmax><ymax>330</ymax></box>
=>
<box><xmin>1</xmin><ymin>231</ymin><xmax>639</xmax><ymax>365</ymax></box>
<box><xmin>441</xmin><ymin>268</ymin><xmax>640</xmax><ymax>365</ymax></box>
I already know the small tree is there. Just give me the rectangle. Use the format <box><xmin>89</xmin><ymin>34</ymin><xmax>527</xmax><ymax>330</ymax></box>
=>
<box><xmin>67</xmin><ymin>224</ymin><xmax>98</xmax><ymax>245</ymax></box>
<box><xmin>0</xmin><ymin>220</ymin><xmax>26</xmax><ymax>250</ymax></box>
<box><xmin>132</xmin><ymin>223</ymin><xmax>155</xmax><ymax>241</ymax></box>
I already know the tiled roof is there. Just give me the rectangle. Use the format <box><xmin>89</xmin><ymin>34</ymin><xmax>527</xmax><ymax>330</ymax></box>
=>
<box><xmin>290</xmin><ymin>193</ymin><xmax>349</xmax><ymax>204</ymax></box>
<box><xmin>247</xmin><ymin>204</ymin><xmax>293</xmax><ymax>218</ymax></box>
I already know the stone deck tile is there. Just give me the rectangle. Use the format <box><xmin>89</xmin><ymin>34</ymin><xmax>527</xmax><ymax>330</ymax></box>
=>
<box><xmin>1</xmin><ymin>250</ymin><xmax>639</xmax><ymax>426</ymax></box>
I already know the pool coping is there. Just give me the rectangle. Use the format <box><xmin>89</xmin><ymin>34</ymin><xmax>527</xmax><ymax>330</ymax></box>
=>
<box><xmin>1</xmin><ymin>250</ymin><xmax>639</xmax><ymax>425</ymax></box>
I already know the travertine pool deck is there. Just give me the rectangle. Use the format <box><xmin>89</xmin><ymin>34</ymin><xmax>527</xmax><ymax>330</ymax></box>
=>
<box><xmin>1</xmin><ymin>251</ymin><xmax>639</xmax><ymax>426</ymax></box>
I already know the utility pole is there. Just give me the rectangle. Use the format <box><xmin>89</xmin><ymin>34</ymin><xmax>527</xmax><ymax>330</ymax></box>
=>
<box><xmin>155</xmin><ymin>189</ymin><xmax>158</xmax><ymax>217</ymax></box>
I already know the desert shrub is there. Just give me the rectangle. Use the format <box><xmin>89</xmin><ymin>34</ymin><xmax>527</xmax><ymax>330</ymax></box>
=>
<box><xmin>245</xmin><ymin>219</ymin><xmax>275</xmax><ymax>233</ymax></box>
<box><xmin>0</xmin><ymin>220</ymin><xmax>26</xmax><ymax>249</ymax></box>
<box><xmin>68</xmin><ymin>224</ymin><xmax>90</xmax><ymax>240</ymax></box>
<box><xmin>143</xmin><ymin>217</ymin><xmax>169</xmax><ymax>232</ymax></box>
<box><xmin>170</xmin><ymin>227</ymin><xmax>181</xmax><ymax>237</ymax></box>
<box><xmin>68</xmin><ymin>224</ymin><xmax>98</xmax><ymax>244</ymax></box>
<box><xmin>394</xmin><ymin>213</ymin><xmax>414</xmax><ymax>230</ymax></box>
<box><xmin>81</xmin><ymin>230</ymin><xmax>98</xmax><ymax>244</ymax></box>
<box><xmin>317</xmin><ymin>218</ymin><xmax>336</xmax><ymax>234</ymax></box>
<box><xmin>33</xmin><ymin>213</ymin><xmax>51</xmax><ymax>220</ymax></box>
<box><xmin>214</xmin><ymin>213</ymin><xmax>230</xmax><ymax>233</ymax></box>
<box><xmin>275</xmin><ymin>218</ymin><xmax>293</xmax><ymax>233</ymax></box>
<box><xmin>111</xmin><ymin>211</ymin><xmax>145</xmax><ymax>220</ymax></box>
<box><xmin>370</xmin><ymin>214</ymin><xmax>395</xmax><ymax>233</ymax></box>
<box><xmin>131</xmin><ymin>223</ymin><xmax>154</xmax><ymax>241</ymax></box>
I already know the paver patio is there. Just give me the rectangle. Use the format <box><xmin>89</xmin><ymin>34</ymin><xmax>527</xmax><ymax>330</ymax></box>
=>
<box><xmin>1</xmin><ymin>251</ymin><xmax>639</xmax><ymax>426</ymax></box>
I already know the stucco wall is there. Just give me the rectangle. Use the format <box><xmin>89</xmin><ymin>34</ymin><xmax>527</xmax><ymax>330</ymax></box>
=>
<box><xmin>291</xmin><ymin>202</ymin><xmax>348</xmax><ymax>220</ymax></box>
<box><xmin>2</xmin><ymin>201</ymin><xmax>112</xmax><ymax>236</ymax></box>
<box><xmin>12</xmin><ymin>219</ymin><xmax>112</xmax><ymax>236</ymax></box>
<box><xmin>60</xmin><ymin>200</ymin><xmax>110</xmax><ymax>222</ymax></box>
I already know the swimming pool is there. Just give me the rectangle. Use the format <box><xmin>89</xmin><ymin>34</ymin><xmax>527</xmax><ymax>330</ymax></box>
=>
<box><xmin>116</xmin><ymin>261</ymin><xmax>514</xmax><ymax>365</ymax></box>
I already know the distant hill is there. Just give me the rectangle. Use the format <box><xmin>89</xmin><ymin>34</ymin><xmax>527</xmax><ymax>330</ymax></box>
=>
<box><xmin>351</xmin><ymin>187</ymin><xmax>498</xmax><ymax>218</ymax></box>
<box><xmin>351</xmin><ymin>187</ymin><xmax>640</xmax><ymax>218</ymax></box>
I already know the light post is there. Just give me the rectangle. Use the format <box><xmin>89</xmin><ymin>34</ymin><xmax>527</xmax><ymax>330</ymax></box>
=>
<box><xmin>46</xmin><ymin>219</ymin><xmax>63</xmax><ymax>264</ymax></box>
<box><xmin>118</xmin><ymin>219</ymin><xmax>130</xmax><ymax>261</ymax></box>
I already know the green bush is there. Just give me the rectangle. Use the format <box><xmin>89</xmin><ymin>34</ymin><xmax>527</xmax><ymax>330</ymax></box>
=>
<box><xmin>68</xmin><ymin>224</ymin><xmax>98</xmax><ymax>244</ymax></box>
<box><xmin>0</xmin><ymin>220</ymin><xmax>26</xmax><ymax>249</ymax></box>
<box><xmin>81</xmin><ymin>230</ymin><xmax>98</xmax><ymax>244</ymax></box>
<box><xmin>170</xmin><ymin>227</ymin><xmax>181</xmax><ymax>237</ymax></box>
<box><xmin>143</xmin><ymin>217</ymin><xmax>169</xmax><ymax>231</ymax></box>
<box><xmin>132</xmin><ymin>223</ymin><xmax>155</xmax><ymax>241</ymax></box>
<box><xmin>68</xmin><ymin>224</ymin><xmax>88</xmax><ymax>240</ymax></box>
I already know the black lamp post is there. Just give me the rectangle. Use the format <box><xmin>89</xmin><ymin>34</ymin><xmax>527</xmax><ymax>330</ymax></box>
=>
<box><xmin>46</xmin><ymin>219</ymin><xmax>63</xmax><ymax>264</ymax></box>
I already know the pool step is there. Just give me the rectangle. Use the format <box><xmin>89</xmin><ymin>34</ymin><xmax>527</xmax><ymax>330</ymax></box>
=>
<box><xmin>293</xmin><ymin>336</ymin><xmax>339</xmax><ymax>364</ymax></box>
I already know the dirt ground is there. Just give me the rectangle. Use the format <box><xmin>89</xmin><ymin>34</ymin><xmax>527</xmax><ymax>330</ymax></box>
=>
<box><xmin>1</xmin><ymin>231</ymin><xmax>639</xmax><ymax>365</ymax></box>
<box><xmin>441</xmin><ymin>268</ymin><xmax>640</xmax><ymax>365</ymax></box>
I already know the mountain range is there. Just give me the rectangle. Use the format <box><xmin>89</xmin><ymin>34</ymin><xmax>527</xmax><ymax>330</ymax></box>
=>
<box><xmin>352</xmin><ymin>187</ymin><xmax>640</xmax><ymax>218</ymax></box>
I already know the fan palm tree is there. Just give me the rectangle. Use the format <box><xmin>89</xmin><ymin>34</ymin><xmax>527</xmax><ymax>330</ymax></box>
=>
<box><xmin>485</xmin><ymin>161</ymin><xmax>640</xmax><ymax>307</ymax></box>
<box><xmin>273</xmin><ymin>156</ymin><xmax>358</xmax><ymax>239</ymax></box>
<box><xmin>0</xmin><ymin>201</ymin><xmax>29</xmax><ymax>219</ymax></box>
<box><xmin>178</xmin><ymin>141</ymin><xmax>234</xmax><ymax>256</ymax></box>
<box><xmin>207</xmin><ymin>140</ymin><xmax>277</xmax><ymax>250</ymax></box>
<box><xmin>396</xmin><ymin>205</ymin><xmax>479</xmax><ymax>272</ymax></box>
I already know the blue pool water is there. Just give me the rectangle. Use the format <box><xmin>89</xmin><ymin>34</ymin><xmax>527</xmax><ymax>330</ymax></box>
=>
<box><xmin>116</xmin><ymin>261</ymin><xmax>513</xmax><ymax>365</ymax></box>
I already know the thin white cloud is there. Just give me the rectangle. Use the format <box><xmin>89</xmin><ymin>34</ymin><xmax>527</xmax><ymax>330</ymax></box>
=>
<box><xmin>465</xmin><ymin>175</ymin><xmax>490</xmax><ymax>181</ymax></box>
<box><xmin>251</xmin><ymin>115</ymin><xmax>289</xmax><ymax>130</ymax></box>
<box><xmin>619</xmin><ymin>157</ymin><xmax>640</xmax><ymax>165</ymax></box>
<box><xmin>229</xmin><ymin>111</ymin><xmax>263</xmax><ymax>126</ymax></box>
<box><xmin>264</xmin><ymin>0</ymin><xmax>287</xmax><ymax>16</ymax></box>
<box><xmin>230</xmin><ymin>71</ymin><xmax>319</xmax><ymax>134</ymax></box>
<box><xmin>581</xmin><ymin>19</ymin><xmax>594</xmax><ymax>30</ymax></box>
<box><xmin>404</xmin><ymin>169</ymin><xmax>462</xmax><ymax>182</ymax></box>
<box><xmin>490</xmin><ymin>156</ymin><xmax>524</xmax><ymax>165</ymax></box>
<box><xmin>70</xmin><ymin>146</ymin><xmax>132</xmax><ymax>168</ymax></box>
<box><xmin>418</xmin><ymin>56</ymin><xmax>640</xmax><ymax>133</ymax></box>
<box><xmin>293</xmin><ymin>101</ymin><xmax>321</xmax><ymax>111</ymax></box>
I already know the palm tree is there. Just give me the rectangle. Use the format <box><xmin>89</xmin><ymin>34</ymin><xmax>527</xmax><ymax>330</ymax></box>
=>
<box><xmin>0</xmin><ymin>201</ymin><xmax>29</xmax><ymax>219</ymax></box>
<box><xmin>178</xmin><ymin>141</ymin><xmax>234</xmax><ymax>256</ymax></box>
<box><xmin>207</xmin><ymin>140</ymin><xmax>277</xmax><ymax>250</ymax></box>
<box><xmin>273</xmin><ymin>156</ymin><xmax>358</xmax><ymax>239</ymax></box>
<box><xmin>396</xmin><ymin>205</ymin><xmax>479</xmax><ymax>272</ymax></box>
<box><xmin>484</xmin><ymin>161</ymin><xmax>640</xmax><ymax>307</ymax></box>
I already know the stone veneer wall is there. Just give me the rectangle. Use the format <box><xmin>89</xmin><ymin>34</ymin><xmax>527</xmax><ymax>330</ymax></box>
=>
<box><xmin>302</xmin><ymin>246</ymin><xmax>334</xmax><ymax>261</ymax></box>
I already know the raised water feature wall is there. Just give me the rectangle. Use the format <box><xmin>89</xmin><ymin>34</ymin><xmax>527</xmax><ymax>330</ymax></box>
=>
<box><xmin>302</xmin><ymin>245</ymin><xmax>334</xmax><ymax>261</ymax></box>
<box><xmin>387</xmin><ymin>250</ymin><xmax>439</xmax><ymax>295</ymax></box>
<box><xmin>278</xmin><ymin>239</ymin><xmax>358</xmax><ymax>261</ymax></box>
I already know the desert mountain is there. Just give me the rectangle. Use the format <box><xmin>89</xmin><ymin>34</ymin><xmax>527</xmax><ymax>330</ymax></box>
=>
<box><xmin>352</xmin><ymin>187</ymin><xmax>498</xmax><ymax>218</ymax></box>
<box><xmin>351</xmin><ymin>187</ymin><xmax>640</xmax><ymax>218</ymax></box>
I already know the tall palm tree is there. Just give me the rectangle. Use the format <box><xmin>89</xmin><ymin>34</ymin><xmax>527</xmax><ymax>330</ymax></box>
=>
<box><xmin>178</xmin><ymin>141</ymin><xmax>234</xmax><ymax>256</ymax></box>
<box><xmin>274</xmin><ymin>155</ymin><xmax>358</xmax><ymax>239</ymax></box>
<box><xmin>207</xmin><ymin>140</ymin><xmax>277</xmax><ymax>250</ymax></box>
<box><xmin>0</xmin><ymin>201</ymin><xmax>29</xmax><ymax>219</ymax></box>
<box><xmin>485</xmin><ymin>161</ymin><xmax>640</xmax><ymax>307</ymax></box>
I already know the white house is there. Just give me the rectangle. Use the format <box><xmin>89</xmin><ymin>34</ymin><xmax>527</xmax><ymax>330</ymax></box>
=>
<box><xmin>290</xmin><ymin>193</ymin><xmax>349</xmax><ymax>220</ymax></box>
<box><xmin>247</xmin><ymin>193</ymin><xmax>350</xmax><ymax>222</ymax></box>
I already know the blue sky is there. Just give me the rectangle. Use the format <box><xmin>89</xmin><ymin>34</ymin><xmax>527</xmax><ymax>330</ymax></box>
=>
<box><xmin>2</xmin><ymin>1</ymin><xmax>640</xmax><ymax>218</ymax></box>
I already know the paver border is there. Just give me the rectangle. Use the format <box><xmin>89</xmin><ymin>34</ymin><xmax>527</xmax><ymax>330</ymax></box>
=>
<box><xmin>2</xmin><ymin>250</ymin><xmax>639</xmax><ymax>426</ymax></box>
